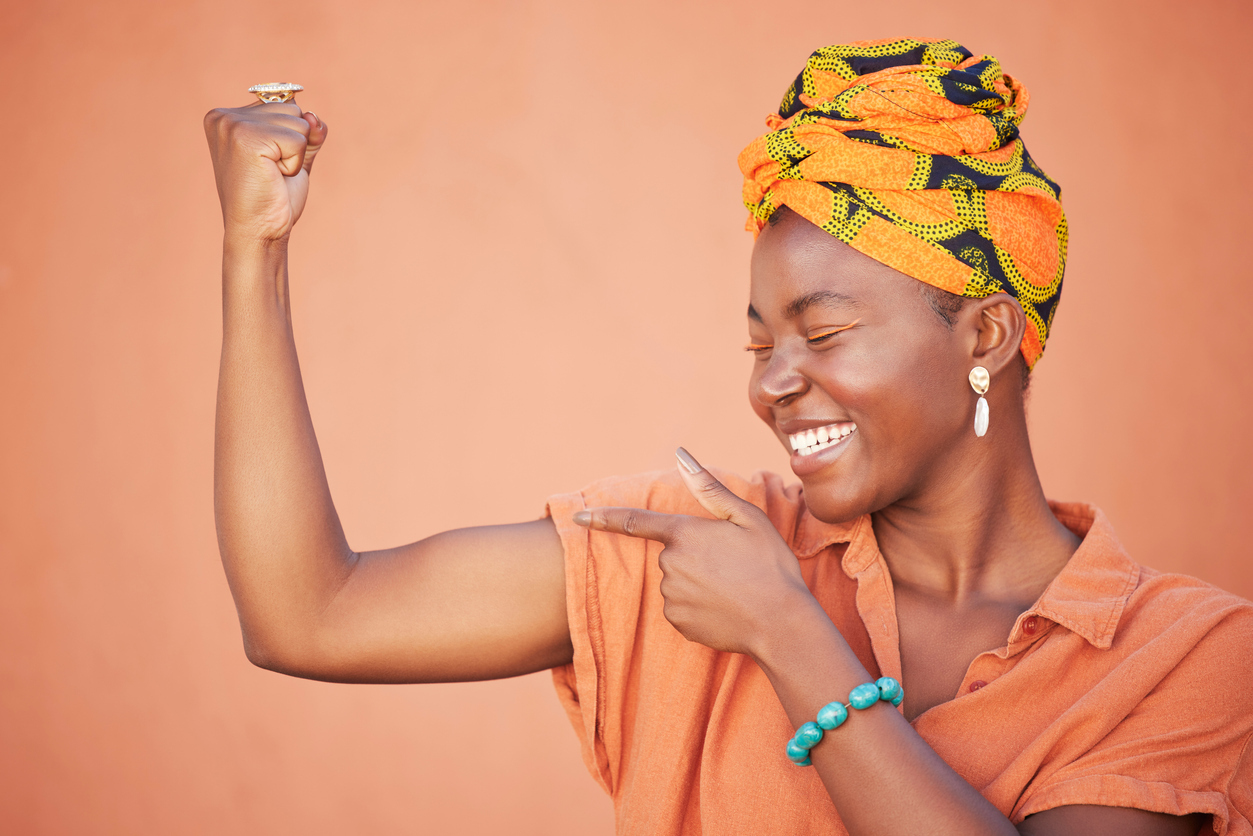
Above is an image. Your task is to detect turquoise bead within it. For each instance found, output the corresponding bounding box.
[786,739,811,764]
[876,677,902,703]
[795,754,812,767]
[816,701,848,730]
[849,683,880,709]
[891,691,904,707]
[794,721,824,749]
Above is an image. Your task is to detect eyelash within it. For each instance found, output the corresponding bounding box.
[744,318,861,354]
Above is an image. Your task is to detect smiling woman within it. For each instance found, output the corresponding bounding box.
[205,37,1251,836]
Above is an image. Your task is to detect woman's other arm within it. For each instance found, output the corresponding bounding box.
[204,101,570,683]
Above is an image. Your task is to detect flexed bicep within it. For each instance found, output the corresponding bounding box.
[264,517,572,684]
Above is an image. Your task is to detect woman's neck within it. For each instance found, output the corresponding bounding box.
[870,411,1080,607]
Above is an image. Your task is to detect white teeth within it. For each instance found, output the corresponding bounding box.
[788,423,857,457]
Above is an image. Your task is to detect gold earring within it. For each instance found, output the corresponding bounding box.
[969,367,990,437]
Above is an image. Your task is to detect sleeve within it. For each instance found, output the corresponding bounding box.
[546,483,616,795]
[544,468,786,797]
[544,470,684,795]
[1013,601,1253,836]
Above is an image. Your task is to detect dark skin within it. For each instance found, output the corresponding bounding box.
[743,210,1083,721]
[205,99,1205,835]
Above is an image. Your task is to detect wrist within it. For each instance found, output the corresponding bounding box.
[223,230,289,262]
[747,588,839,671]
[221,232,292,318]
[222,233,290,298]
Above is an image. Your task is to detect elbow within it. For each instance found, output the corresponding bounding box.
[239,625,318,678]
[238,622,350,681]
[240,628,291,674]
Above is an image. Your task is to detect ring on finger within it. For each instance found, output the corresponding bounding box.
[248,82,303,104]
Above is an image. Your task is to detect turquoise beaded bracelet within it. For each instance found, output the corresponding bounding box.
[785,677,903,766]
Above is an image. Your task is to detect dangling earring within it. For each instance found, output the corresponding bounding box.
[969,367,990,437]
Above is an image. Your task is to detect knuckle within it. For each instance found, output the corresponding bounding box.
[621,511,641,537]
[738,502,764,522]
[204,108,235,136]
[222,118,250,142]
[697,480,727,498]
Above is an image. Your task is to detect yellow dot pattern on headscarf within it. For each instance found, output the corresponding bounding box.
[738,38,1067,368]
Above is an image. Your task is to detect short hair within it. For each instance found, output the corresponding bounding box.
[765,205,792,227]
[918,282,966,329]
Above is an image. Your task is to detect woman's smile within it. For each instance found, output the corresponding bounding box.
[787,422,857,475]
[786,421,857,454]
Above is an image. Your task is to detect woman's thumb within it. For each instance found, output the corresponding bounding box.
[675,448,758,526]
[301,112,328,175]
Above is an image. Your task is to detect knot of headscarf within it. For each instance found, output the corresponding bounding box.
[738,38,1066,368]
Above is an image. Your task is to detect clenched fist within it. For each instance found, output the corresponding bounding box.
[204,100,327,243]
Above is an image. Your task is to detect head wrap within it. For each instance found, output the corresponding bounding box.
[738,38,1066,368]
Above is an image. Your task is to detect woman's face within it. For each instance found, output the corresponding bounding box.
[747,211,975,523]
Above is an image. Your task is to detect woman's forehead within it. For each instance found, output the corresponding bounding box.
[748,214,917,320]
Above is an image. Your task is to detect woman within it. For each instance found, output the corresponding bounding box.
[203,38,1252,835]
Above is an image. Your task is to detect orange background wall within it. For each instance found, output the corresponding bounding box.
[3,1,1251,832]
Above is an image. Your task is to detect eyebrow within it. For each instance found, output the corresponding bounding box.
[747,290,862,322]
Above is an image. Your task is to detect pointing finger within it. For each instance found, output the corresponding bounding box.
[573,506,684,544]
[674,447,759,527]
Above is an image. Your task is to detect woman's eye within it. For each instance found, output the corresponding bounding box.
[806,319,861,346]
[744,343,773,355]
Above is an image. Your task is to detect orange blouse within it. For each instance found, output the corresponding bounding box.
[546,469,1253,835]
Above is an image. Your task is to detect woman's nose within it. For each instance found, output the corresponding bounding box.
[753,351,808,407]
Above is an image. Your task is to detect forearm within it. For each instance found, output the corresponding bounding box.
[752,600,1017,836]
[214,235,355,666]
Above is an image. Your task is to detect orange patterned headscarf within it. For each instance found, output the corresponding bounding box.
[738,38,1066,368]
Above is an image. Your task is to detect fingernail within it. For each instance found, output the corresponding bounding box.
[307,111,320,125]
[573,510,591,526]
[675,447,702,475]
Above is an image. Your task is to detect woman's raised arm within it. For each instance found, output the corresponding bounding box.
[204,100,571,684]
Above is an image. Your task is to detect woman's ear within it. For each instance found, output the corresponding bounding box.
[964,292,1026,378]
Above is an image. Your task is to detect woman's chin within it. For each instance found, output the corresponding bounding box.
[795,475,875,526]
